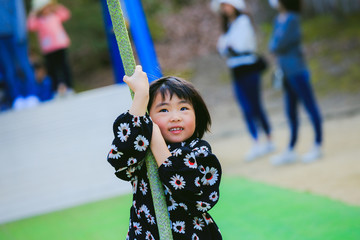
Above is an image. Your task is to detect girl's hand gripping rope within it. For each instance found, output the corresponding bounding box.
[124,65,149,116]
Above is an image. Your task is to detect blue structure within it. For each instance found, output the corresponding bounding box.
[100,0,125,84]
[100,0,162,83]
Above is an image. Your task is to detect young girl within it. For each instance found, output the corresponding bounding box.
[216,0,274,161]
[27,0,73,97]
[107,66,222,239]
[268,0,323,165]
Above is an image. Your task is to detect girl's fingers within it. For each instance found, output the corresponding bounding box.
[135,65,142,71]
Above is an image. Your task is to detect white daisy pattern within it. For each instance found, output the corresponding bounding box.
[168,196,178,211]
[203,213,214,225]
[192,233,200,240]
[117,123,131,142]
[132,116,141,127]
[198,165,206,174]
[173,221,186,234]
[147,214,156,225]
[133,222,142,235]
[201,166,219,186]
[108,145,123,159]
[190,139,199,148]
[194,177,201,187]
[184,152,197,169]
[134,135,149,152]
[195,146,209,158]
[162,158,172,167]
[145,231,155,240]
[171,148,182,157]
[170,174,186,190]
[140,204,149,216]
[107,112,222,239]
[143,116,150,124]
[127,157,137,166]
[193,217,205,231]
[139,179,148,195]
[179,202,188,211]
[209,191,219,202]
[196,201,211,212]
[131,177,138,194]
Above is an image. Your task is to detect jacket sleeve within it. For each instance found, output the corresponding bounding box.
[269,14,301,54]
[107,111,153,181]
[158,139,222,216]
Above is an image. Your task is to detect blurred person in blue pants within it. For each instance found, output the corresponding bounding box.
[215,0,274,161]
[269,0,323,165]
[0,0,40,111]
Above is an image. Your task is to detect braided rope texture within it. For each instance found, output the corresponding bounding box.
[106,1,173,239]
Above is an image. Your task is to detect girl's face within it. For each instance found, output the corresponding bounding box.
[220,3,237,18]
[149,92,196,143]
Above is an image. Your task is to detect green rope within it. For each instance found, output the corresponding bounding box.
[106,1,173,239]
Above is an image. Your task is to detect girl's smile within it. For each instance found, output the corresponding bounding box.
[149,93,196,143]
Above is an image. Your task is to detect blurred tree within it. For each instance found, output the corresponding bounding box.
[303,0,360,16]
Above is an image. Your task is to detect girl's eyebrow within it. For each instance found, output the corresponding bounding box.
[154,99,190,108]
[179,100,190,104]
[155,102,169,108]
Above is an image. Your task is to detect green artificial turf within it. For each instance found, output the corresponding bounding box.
[1,177,359,240]
[213,177,360,240]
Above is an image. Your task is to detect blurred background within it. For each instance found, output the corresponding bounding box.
[21,0,360,93]
[0,0,360,239]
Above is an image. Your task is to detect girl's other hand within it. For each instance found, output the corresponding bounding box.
[127,65,150,116]
[123,65,149,96]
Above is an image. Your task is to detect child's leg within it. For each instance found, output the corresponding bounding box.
[283,79,299,149]
[287,71,322,146]
[57,49,73,89]
[232,73,258,140]
[45,52,59,92]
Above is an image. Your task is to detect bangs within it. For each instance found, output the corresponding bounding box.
[155,77,194,104]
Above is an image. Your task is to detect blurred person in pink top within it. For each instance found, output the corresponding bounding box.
[28,0,73,97]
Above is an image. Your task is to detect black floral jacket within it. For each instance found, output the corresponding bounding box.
[107,112,222,240]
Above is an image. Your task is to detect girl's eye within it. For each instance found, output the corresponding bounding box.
[180,107,189,111]
[159,109,168,113]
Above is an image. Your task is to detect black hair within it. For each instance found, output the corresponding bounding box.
[279,0,302,13]
[148,76,211,139]
[220,8,242,32]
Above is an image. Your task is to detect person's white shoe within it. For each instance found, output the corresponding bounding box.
[302,145,322,163]
[270,149,297,166]
[13,97,26,111]
[262,141,276,155]
[25,95,40,108]
[245,143,264,161]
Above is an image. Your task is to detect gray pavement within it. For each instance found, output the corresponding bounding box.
[0,84,133,224]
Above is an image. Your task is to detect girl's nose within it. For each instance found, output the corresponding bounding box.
[170,113,181,122]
